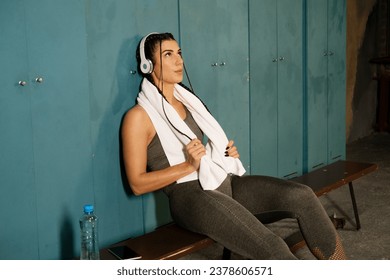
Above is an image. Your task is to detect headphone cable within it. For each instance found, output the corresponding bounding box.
[158,39,192,141]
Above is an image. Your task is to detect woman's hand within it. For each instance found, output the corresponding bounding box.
[186,138,206,171]
[225,140,240,158]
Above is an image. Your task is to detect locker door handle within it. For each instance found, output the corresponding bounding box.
[324,51,334,56]
[18,81,27,86]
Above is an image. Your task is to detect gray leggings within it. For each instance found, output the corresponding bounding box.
[164,174,339,260]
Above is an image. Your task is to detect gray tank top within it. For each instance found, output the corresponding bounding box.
[146,109,203,172]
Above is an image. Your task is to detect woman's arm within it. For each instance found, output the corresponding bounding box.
[121,105,205,195]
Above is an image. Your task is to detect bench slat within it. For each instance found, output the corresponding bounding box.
[290,160,378,196]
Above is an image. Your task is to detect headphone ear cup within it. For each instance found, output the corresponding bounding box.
[141,59,153,74]
[139,32,158,74]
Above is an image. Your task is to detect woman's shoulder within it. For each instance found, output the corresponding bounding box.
[124,104,148,122]
[122,104,153,133]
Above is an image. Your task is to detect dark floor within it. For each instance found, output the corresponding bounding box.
[180,132,390,260]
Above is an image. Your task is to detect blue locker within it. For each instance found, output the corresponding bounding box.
[179,0,250,171]
[306,0,346,172]
[0,0,39,260]
[0,0,94,259]
[249,0,303,178]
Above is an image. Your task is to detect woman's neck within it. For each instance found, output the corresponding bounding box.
[156,81,175,103]
[155,80,186,118]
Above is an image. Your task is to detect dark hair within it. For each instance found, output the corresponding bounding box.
[136,32,175,76]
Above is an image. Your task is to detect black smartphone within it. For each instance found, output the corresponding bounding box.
[107,245,141,260]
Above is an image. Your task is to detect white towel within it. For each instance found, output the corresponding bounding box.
[137,78,246,190]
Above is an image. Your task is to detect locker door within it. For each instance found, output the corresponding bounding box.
[306,0,328,171]
[277,0,303,179]
[0,0,39,260]
[327,0,346,163]
[250,0,303,178]
[24,0,94,259]
[180,0,250,171]
[249,0,278,176]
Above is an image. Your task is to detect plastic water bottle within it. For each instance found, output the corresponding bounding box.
[79,204,100,260]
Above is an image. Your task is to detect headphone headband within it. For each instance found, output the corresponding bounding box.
[139,32,158,74]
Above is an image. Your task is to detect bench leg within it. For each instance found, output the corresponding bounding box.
[222,247,231,260]
[348,182,361,230]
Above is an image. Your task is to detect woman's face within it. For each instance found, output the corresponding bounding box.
[150,39,184,86]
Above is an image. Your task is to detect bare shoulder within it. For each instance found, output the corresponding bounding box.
[122,104,154,139]
[123,104,148,123]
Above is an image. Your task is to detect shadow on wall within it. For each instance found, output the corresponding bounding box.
[83,33,145,248]
[117,36,141,197]
[119,114,134,198]
[60,207,75,259]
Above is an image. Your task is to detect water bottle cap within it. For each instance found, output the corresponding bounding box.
[83,204,94,214]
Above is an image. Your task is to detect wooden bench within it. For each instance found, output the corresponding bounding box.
[100,222,214,260]
[100,160,378,260]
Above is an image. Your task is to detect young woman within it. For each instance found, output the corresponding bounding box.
[121,32,346,259]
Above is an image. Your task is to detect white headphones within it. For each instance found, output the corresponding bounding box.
[139,32,158,74]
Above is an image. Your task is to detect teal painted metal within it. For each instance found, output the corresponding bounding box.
[249,0,303,179]
[0,0,39,260]
[302,0,308,173]
[249,0,278,176]
[306,0,346,172]
[327,0,346,164]
[276,0,303,179]
[306,0,329,171]
[179,0,250,172]
[25,0,95,259]
[0,0,94,259]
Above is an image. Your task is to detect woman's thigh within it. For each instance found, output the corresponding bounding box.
[231,175,320,216]
[168,179,259,234]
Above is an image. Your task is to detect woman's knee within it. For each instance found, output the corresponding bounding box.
[288,182,315,198]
